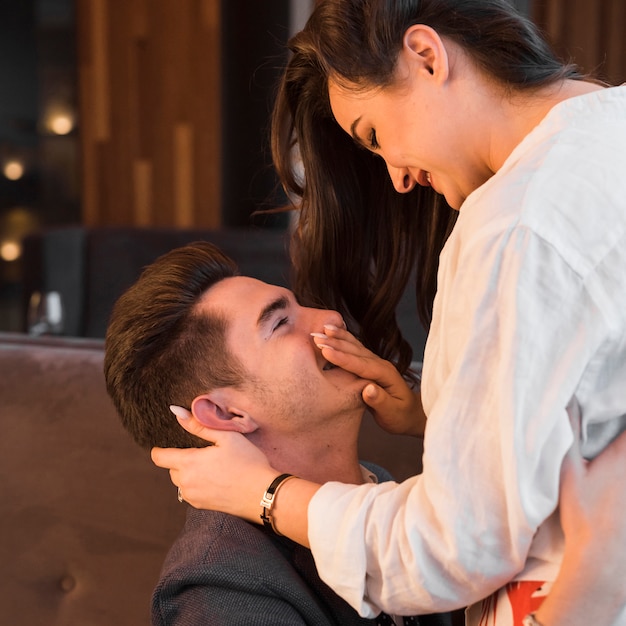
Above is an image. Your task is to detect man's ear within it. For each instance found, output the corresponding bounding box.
[401,24,449,83]
[191,391,259,434]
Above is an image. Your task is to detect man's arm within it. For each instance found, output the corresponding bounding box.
[533,428,626,625]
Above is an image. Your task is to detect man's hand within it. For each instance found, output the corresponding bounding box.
[534,425,626,626]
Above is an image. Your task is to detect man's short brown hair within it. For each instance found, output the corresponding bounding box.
[104,242,247,449]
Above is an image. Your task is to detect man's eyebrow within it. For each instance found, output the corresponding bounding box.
[257,295,289,328]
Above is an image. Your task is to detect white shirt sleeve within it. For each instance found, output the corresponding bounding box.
[308,224,607,617]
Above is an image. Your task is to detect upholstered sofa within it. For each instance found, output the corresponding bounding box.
[0,332,187,626]
[0,331,424,625]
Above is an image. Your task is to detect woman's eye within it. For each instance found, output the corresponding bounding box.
[368,128,379,149]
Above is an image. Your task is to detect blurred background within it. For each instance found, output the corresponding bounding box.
[0,0,624,341]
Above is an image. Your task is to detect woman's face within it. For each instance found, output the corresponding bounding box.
[328,52,493,210]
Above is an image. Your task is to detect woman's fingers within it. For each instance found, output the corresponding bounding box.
[169,404,193,420]
[151,445,186,471]
[150,407,222,472]
[363,383,426,437]
[168,404,217,444]
[311,329,399,385]
[311,329,373,361]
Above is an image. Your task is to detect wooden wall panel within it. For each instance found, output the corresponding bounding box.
[532,0,626,86]
[77,0,221,227]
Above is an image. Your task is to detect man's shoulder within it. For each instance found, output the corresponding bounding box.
[152,509,377,626]
[163,508,283,571]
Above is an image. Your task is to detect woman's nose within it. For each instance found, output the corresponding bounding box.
[387,165,416,194]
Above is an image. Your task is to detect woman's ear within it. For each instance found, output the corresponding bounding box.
[401,24,449,83]
[191,392,259,434]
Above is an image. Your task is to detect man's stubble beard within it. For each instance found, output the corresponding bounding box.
[245,366,364,430]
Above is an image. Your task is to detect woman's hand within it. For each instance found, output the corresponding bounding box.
[151,408,279,522]
[311,324,426,437]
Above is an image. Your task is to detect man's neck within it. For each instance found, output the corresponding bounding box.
[249,411,366,485]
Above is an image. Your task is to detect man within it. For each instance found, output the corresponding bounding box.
[104,241,454,626]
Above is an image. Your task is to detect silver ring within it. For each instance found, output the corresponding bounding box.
[177,487,184,503]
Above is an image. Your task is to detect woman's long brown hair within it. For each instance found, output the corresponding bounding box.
[270,0,582,373]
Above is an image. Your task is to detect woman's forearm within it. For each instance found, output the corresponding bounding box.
[269,477,320,547]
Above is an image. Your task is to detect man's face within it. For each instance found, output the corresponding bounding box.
[197,276,365,435]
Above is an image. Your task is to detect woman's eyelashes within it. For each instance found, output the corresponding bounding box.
[368,128,380,150]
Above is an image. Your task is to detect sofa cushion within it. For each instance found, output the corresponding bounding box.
[0,333,187,626]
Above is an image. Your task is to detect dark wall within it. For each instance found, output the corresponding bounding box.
[220,0,291,227]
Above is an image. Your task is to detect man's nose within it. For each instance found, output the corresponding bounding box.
[306,307,345,332]
[387,164,416,193]
[323,309,345,330]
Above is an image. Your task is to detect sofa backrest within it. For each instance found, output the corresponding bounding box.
[0,332,187,626]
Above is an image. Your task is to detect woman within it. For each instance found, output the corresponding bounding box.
[152,1,626,624]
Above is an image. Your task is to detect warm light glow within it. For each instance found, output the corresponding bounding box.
[0,240,22,262]
[49,114,74,135]
[3,160,24,180]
